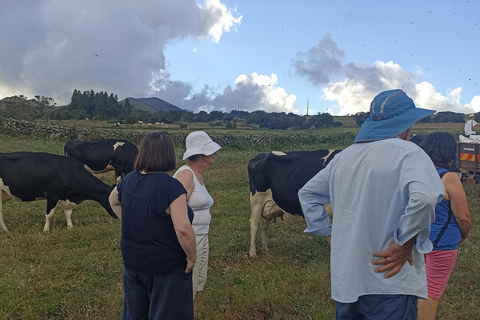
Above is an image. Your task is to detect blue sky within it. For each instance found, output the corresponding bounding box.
[1,0,479,115]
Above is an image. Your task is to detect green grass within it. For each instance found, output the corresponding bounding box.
[0,126,478,319]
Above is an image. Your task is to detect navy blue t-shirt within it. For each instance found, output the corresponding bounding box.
[117,171,194,276]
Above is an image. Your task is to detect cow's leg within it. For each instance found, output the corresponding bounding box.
[0,193,8,232]
[44,197,59,232]
[59,201,75,229]
[259,200,284,254]
[64,208,73,229]
[44,207,56,232]
[249,193,265,258]
[260,218,272,253]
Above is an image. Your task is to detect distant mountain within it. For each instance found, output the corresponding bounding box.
[119,97,184,113]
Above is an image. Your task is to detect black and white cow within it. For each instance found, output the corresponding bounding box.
[0,152,117,232]
[64,139,138,184]
[248,149,341,257]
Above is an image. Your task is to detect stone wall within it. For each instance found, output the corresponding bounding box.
[1,118,156,144]
[1,118,354,149]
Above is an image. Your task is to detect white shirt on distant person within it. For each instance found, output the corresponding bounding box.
[464,119,477,136]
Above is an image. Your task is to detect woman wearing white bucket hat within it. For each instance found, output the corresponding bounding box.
[173,131,221,299]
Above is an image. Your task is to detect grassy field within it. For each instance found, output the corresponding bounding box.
[0,124,478,319]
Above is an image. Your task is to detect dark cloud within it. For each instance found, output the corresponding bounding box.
[209,73,297,113]
[293,34,345,85]
[0,0,241,107]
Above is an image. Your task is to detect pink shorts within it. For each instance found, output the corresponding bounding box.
[424,249,458,300]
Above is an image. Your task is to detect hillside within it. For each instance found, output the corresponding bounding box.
[0,96,39,108]
[119,97,184,113]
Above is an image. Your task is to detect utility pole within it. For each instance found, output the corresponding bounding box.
[306,99,309,116]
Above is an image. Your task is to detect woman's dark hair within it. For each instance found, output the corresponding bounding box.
[187,154,200,162]
[134,132,176,172]
[420,132,457,170]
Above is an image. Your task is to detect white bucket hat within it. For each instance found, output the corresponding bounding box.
[183,131,221,160]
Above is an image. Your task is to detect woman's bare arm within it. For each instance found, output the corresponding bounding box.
[108,187,122,220]
[444,172,471,242]
[169,194,196,273]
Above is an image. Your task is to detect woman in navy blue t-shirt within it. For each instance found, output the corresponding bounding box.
[109,132,196,320]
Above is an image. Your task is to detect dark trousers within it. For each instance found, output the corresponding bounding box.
[122,266,193,320]
[336,294,418,320]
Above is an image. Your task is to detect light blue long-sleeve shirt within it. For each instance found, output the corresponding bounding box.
[298,137,444,303]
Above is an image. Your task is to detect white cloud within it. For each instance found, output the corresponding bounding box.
[447,87,462,105]
[203,0,243,43]
[464,95,480,113]
[322,65,476,116]
[320,61,418,115]
[322,80,373,115]
[207,73,297,113]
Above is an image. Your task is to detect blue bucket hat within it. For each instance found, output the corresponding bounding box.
[354,89,435,142]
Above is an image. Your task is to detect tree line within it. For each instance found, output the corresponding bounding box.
[1,89,342,130]
[0,89,472,130]
[353,110,470,126]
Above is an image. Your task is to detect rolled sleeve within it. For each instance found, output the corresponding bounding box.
[299,165,332,237]
[394,192,435,253]
[394,152,445,253]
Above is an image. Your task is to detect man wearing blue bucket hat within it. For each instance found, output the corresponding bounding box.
[299,89,445,319]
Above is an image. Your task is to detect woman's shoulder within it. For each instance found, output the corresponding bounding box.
[118,170,138,185]
[149,172,185,191]
[442,171,463,190]
[442,171,460,180]
[173,166,194,181]
[174,165,193,175]
[175,165,193,173]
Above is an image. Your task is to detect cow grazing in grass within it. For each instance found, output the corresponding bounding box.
[248,149,341,257]
[0,152,117,232]
[64,139,138,184]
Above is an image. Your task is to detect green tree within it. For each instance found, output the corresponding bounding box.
[34,95,56,124]
[70,89,83,111]
[83,90,95,117]
[209,110,225,121]
[353,112,370,126]
[195,110,209,122]
[0,95,36,121]
[308,113,335,128]
[122,98,132,116]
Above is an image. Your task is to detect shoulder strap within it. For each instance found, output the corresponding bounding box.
[432,170,453,248]
[175,165,201,186]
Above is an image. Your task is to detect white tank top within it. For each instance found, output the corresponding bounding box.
[173,165,214,234]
